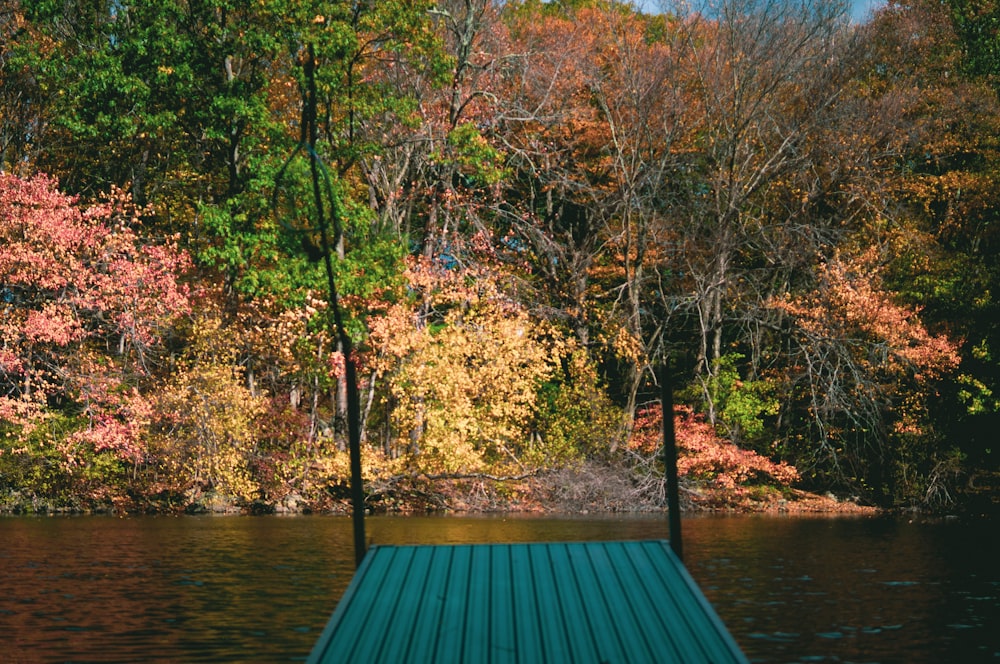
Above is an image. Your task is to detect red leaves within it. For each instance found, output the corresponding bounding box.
[0,175,191,354]
[71,374,154,464]
[629,403,800,490]
[770,248,960,381]
[0,174,190,463]
[21,304,84,345]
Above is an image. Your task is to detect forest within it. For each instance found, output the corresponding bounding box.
[1,0,998,514]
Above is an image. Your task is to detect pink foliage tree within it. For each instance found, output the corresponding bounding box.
[0,174,190,464]
[628,402,799,494]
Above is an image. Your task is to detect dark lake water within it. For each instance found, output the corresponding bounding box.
[0,513,997,663]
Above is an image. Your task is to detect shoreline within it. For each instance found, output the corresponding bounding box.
[8,465,996,518]
[0,485,883,517]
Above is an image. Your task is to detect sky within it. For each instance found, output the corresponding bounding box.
[632,1,888,24]
[850,0,886,23]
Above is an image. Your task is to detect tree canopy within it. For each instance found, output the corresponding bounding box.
[1,0,997,512]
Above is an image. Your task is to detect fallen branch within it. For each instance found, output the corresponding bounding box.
[416,470,541,482]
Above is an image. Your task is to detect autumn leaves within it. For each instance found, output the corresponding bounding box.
[1,1,996,510]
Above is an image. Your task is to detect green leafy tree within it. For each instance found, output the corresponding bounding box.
[686,353,779,447]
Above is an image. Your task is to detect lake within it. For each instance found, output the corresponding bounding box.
[1,513,997,662]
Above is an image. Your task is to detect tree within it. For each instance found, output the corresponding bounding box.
[7,0,294,208]
[0,2,48,174]
[653,0,852,424]
[568,5,688,429]
[366,258,564,473]
[150,314,267,503]
[770,248,960,501]
[0,174,189,500]
[847,0,1000,494]
[492,4,613,350]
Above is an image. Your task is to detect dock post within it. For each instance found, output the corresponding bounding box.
[345,356,366,567]
[298,42,367,568]
[659,360,683,561]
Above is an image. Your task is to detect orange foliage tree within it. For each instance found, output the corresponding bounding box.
[770,248,960,500]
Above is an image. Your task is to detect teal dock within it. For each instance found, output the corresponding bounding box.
[306,539,748,663]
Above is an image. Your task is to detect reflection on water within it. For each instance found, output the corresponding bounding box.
[0,516,347,662]
[0,513,997,663]
[683,515,1000,663]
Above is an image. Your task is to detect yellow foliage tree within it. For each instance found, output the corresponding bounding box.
[368,259,562,474]
[150,314,266,503]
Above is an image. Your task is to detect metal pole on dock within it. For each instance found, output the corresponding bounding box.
[344,358,366,567]
[659,360,683,561]
[300,43,366,567]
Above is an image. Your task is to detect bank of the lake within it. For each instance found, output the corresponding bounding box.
[1,513,997,663]
[0,461,883,517]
